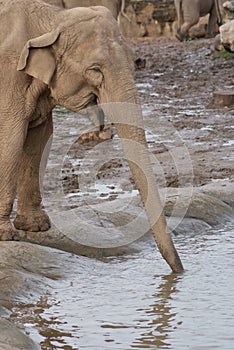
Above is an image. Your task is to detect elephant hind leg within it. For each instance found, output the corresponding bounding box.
[14,114,53,232]
[206,6,218,37]
[0,200,20,240]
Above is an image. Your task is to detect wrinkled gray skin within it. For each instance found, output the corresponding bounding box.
[175,0,223,41]
[0,0,183,272]
[46,0,123,19]
[44,0,125,129]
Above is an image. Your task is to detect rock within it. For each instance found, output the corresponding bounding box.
[214,33,225,51]
[212,90,234,107]
[209,1,234,50]
[184,192,233,225]
[219,19,234,51]
[170,217,211,235]
[0,318,39,350]
[223,1,234,20]
[189,15,210,39]
[0,242,68,306]
[11,183,233,257]
[161,188,234,226]
[198,180,234,208]
[17,222,149,258]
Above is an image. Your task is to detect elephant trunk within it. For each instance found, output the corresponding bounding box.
[101,86,184,273]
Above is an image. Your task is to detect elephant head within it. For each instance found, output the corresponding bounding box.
[17,6,183,273]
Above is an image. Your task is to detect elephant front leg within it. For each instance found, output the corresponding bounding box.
[0,119,28,240]
[14,115,53,232]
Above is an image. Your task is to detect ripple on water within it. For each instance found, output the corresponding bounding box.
[6,224,234,349]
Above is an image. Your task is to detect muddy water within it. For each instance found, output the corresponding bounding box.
[8,224,234,349]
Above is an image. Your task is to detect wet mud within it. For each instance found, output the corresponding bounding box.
[132,37,233,187]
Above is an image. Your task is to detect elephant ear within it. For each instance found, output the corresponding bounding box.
[17,29,60,85]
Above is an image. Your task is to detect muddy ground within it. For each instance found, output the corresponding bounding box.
[132,37,233,187]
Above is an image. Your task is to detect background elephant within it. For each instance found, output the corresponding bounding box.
[174,0,223,41]
[45,0,124,20]
[0,0,183,273]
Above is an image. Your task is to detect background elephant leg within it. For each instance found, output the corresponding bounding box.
[180,2,200,41]
[180,23,189,40]
[180,18,197,40]
[0,119,27,240]
[14,114,53,232]
[206,6,217,37]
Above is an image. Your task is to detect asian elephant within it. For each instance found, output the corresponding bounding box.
[0,0,183,273]
[174,0,223,41]
[45,0,124,20]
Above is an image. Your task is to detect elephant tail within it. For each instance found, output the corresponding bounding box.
[214,0,223,26]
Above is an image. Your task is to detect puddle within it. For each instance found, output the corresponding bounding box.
[136,82,153,89]
[223,140,234,146]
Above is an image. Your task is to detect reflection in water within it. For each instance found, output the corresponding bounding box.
[10,296,77,350]
[132,274,180,349]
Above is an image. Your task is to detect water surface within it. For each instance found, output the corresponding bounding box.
[9,224,234,350]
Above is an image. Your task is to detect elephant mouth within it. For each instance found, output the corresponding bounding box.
[86,93,99,108]
[74,93,98,111]
[72,93,105,131]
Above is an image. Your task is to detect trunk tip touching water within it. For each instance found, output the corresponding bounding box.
[152,217,184,273]
[166,248,184,273]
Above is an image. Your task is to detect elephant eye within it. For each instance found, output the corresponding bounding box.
[85,66,103,87]
[92,66,102,73]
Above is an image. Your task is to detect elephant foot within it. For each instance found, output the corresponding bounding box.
[14,210,51,232]
[205,33,215,39]
[175,30,184,42]
[0,223,19,241]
